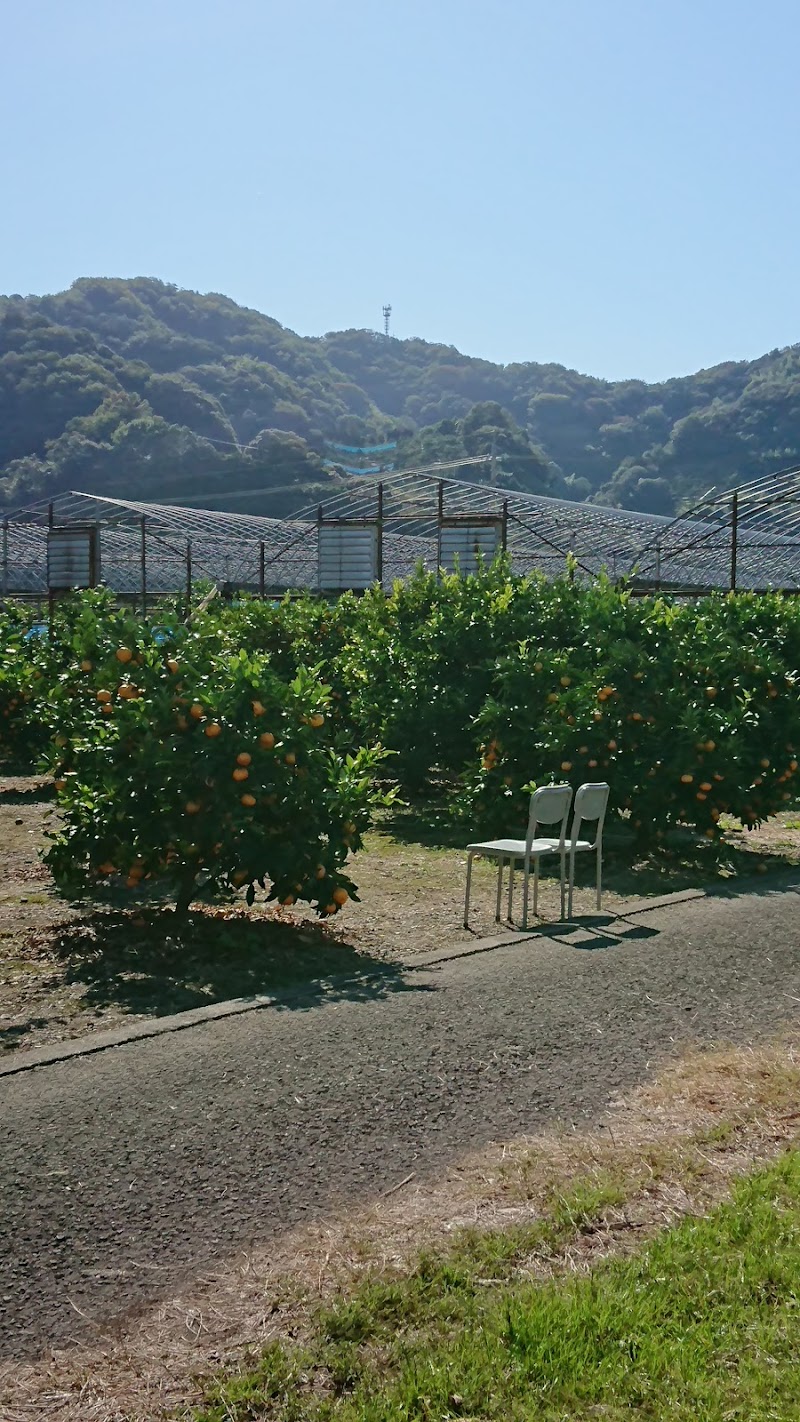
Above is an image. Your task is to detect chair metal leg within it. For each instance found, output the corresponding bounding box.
[464,852,474,928]
[507,860,515,922]
[533,857,540,917]
[495,857,504,921]
[559,849,566,920]
[568,850,576,919]
[596,845,602,910]
[522,858,531,929]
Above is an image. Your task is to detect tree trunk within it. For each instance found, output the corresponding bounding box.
[174,872,196,920]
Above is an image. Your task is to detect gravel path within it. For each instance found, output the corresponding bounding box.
[2,880,800,1361]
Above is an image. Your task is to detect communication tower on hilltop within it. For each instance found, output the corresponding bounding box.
[382,303,392,337]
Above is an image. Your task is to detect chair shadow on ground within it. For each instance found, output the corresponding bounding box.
[50,909,427,1023]
[539,915,662,953]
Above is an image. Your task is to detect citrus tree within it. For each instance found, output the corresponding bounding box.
[42,594,389,915]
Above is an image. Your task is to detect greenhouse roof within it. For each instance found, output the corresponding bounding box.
[4,462,800,596]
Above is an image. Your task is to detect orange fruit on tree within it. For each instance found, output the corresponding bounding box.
[166,659,179,674]
[324,902,337,915]
[333,887,349,906]
[116,647,133,664]
[285,751,296,765]
[607,740,617,752]
[252,700,265,717]
[696,792,707,801]
[705,740,716,752]
[561,761,572,772]
[282,894,295,906]
[236,751,252,766]
[80,659,92,672]
[547,692,559,704]
[700,781,712,792]
[96,689,112,703]
[259,731,275,750]
[240,792,257,807]
[560,675,571,688]
[315,865,326,880]
[185,801,201,815]
[533,661,543,672]
[680,773,693,784]
[309,713,325,728]
[100,703,113,716]
[190,702,205,720]
[54,778,66,791]
[588,758,598,768]
[232,767,249,782]
[204,722,222,738]
[705,687,718,699]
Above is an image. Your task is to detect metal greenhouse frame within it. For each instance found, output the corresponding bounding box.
[4,461,800,602]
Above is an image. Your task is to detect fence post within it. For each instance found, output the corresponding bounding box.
[140,515,147,618]
[376,481,384,584]
[185,539,192,621]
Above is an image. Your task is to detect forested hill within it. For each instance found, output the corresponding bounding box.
[2,276,800,518]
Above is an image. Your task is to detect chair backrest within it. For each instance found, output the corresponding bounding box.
[570,782,610,847]
[527,783,573,849]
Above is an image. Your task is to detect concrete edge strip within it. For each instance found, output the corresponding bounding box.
[0,929,542,1079]
[3,869,798,1079]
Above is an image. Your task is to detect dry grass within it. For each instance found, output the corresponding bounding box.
[3,1032,800,1422]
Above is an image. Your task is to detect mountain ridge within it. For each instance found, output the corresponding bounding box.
[1,276,798,518]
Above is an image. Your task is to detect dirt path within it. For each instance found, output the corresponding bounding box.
[2,878,800,1364]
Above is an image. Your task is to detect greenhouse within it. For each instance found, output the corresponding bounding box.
[4,461,800,601]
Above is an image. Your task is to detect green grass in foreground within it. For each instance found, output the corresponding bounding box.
[195,1152,800,1421]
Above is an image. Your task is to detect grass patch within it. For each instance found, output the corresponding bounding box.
[195,1149,800,1421]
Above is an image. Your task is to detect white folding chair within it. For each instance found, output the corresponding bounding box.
[463,783,573,930]
[566,782,610,918]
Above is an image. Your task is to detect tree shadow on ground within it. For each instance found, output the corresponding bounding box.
[0,782,54,805]
[51,909,422,1022]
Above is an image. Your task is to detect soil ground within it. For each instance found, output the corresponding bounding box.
[2,776,799,1056]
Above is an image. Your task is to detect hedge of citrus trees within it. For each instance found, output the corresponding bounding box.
[2,561,800,892]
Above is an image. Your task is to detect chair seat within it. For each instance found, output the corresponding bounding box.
[466,838,564,858]
[533,836,594,851]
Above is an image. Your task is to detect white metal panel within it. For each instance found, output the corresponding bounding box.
[47,528,98,589]
[439,521,502,574]
[318,524,378,590]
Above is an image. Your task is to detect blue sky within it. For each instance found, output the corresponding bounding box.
[1,0,798,381]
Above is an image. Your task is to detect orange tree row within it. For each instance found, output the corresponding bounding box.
[3,565,800,863]
[211,565,800,844]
